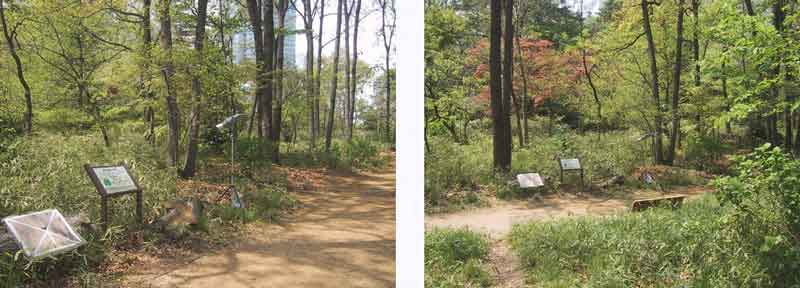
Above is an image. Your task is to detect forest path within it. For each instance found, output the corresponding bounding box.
[144,164,396,288]
[426,185,709,237]
[426,186,710,287]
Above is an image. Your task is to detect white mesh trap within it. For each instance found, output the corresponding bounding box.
[517,173,544,188]
[3,209,85,259]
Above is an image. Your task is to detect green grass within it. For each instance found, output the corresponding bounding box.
[426,126,649,211]
[508,194,798,287]
[425,228,493,288]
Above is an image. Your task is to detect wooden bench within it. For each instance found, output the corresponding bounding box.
[631,194,686,211]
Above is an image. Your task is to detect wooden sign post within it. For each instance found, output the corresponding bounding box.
[84,163,143,232]
[558,158,584,188]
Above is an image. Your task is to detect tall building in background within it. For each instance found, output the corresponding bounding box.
[233,6,297,67]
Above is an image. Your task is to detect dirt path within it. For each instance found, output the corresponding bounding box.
[426,186,709,237]
[427,186,710,287]
[140,166,396,288]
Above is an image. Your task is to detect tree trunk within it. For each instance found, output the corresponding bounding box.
[159,0,180,167]
[245,0,265,137]
[303,0,316,149]
[262,0,275,139]
[0,0,33,135]
[501,0,513,164]
[515,36,529,144]
[379,0,394,143]
[343,0,352,140]
[666,0,685,165]
[142,0,156,145]
[641,0,663,164]
[315,0,325,147]
[324,0,344,151]
[181,0,208,178]
[490,0,509,171]
[581,49,601,127]
[773,0,789,149]
[272,0,287,164]
[349,0,362,140]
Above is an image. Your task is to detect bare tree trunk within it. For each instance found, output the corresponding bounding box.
[159,0,180,167]
[666,0,685,165]
[349,0,361,140]
[315,0,325,147]
[324,0,344,151]
[181,0,208,178]
[641,0,663,164]
[245,0,264,137]
[501,0,513,166]
[378,0,395,143]
[142,0,156,145]
[300,0,316,149]
[272,0,287,164]
[515,36,529,144]
[0,0,33,135]
[490,0,510,171]
[262,0,275,139]
[343,0,352,140]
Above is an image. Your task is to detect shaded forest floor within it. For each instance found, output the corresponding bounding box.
[120,157,396,287]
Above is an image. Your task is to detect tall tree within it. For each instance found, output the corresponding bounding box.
[348,0,362,140]
[343,0,353,139]
[181,0,209,178]
[490,0,510,171]
[315,0,325,146]
[641,0,663,164]
[501,0,513,169]
[666,0,685,165]
[262,0,275,139]
[324,0,344,151]
[0,0,33,135]
[273,0,288,163]
[142,0,156,145]
[291,0,319,149]
[245,0,265,136]
[159,0,180,166]
[377,0,395,142]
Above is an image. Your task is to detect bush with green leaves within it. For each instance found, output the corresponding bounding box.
[713,144,800,274]
[425,228,492,288]
[509,195,796,286]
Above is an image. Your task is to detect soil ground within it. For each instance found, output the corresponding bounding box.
[125,164,396,288]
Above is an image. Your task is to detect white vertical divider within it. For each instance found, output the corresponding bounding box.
[396,0,424,287]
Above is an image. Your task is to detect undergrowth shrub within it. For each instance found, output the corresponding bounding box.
[425,228,492,288]
[0,131,175,286]
[509,194,799,286]
[713,144,800,279]
[425,127,647,210]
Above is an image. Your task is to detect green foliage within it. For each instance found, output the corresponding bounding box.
[426,125,648,211]
[714,144,800,267]
[509,195,797,286]
[0,130,175,286]
[425,228,492,288]
[684,132,732,172]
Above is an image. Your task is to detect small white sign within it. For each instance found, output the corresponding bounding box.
[560,159,581,170]
[517,173,544,188]
[93,166,137,194]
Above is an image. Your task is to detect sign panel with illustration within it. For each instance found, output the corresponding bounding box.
[92,166,138,195]
[560,158,581,170]
[84,164,143,232]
